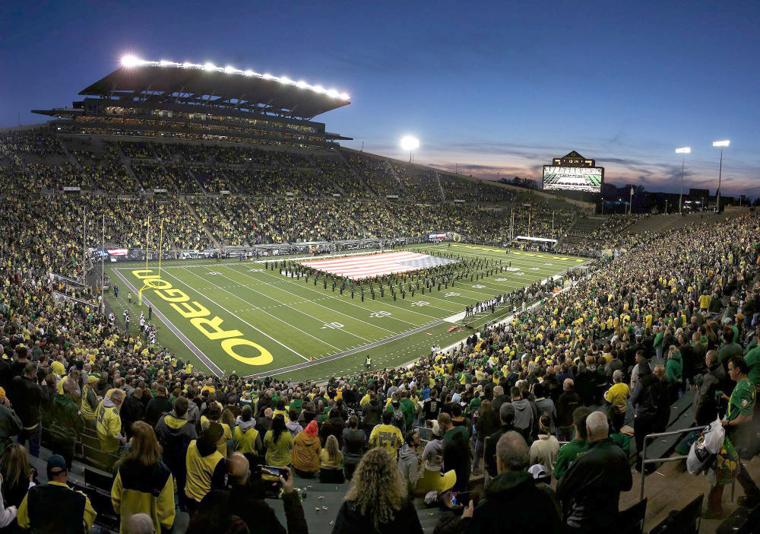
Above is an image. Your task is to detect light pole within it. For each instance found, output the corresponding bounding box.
[712,139,730,212]
[400,135,420,163]
[628,186,634,215]
[675,146,691,214]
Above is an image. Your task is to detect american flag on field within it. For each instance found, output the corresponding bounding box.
[300,251,458,280]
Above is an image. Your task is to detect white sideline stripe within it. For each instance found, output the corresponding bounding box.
[111,269,224,378]
[160,269,311,362]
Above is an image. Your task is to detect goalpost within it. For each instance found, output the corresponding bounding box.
[138,217,163,306]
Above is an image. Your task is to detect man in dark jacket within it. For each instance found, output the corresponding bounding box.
[144,385,172,427]
[444,431,562,534]
[0,391,22,457]
[693,350,728,425]
[362,396,382,435]
[631,363,668,470]
[556,379,581,442]
[439,412,470,492]
[188,453,306,534]
[557,411,632,533]
[319,409,345,448]
[484,402,515,479]
[11,362,44,457]
[491,385,507,415]
[120,387,146,439]
[155,396,197,501]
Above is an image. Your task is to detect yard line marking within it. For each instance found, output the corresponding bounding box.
[222,265,400,336]
[205,269,377,345]
[161,269,312,362]
[177,267,352,350]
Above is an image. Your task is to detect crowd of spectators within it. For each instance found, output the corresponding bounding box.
[0,197,756,531]
[1,128,759,532]
[0,130,581,250]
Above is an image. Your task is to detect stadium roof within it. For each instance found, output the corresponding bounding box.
[78,56,351,120]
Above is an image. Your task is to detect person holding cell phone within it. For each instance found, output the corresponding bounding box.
[188,453,307,534]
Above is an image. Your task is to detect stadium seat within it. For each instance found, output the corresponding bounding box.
[649,494,703,534]
[717,503,760,534]
[617,498,647,534]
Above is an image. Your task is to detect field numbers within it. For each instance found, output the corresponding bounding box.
[321,322,344,330]
[370,311,392,318]
[494,278,507,282]
[444,292,461,297]
[207,271,221,276]
[411,301,430,307]
[472,284,485,289]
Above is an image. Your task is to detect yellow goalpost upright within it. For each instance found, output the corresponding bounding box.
[138,216,163,306]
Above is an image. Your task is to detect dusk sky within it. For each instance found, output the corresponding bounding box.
[2,0,759,195]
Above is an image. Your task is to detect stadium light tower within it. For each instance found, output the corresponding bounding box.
[120,54,144,68]
[712,139,730,212]
[675,146,691,214]
[400,135,420,163]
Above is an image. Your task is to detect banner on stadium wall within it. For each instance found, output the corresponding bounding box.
[154,188,168,194]
[107,248,129,257]
[428,233,447,242]
[63,186,81,192]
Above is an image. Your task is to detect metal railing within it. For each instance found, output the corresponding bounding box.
[639,425,703,500]
[639,424,736,502]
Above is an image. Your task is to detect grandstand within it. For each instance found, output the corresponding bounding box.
[0,57,758,534]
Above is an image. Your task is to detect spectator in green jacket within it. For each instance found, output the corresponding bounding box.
[48,380,84,468]
[554,407,591,480]
[665,345,683,402]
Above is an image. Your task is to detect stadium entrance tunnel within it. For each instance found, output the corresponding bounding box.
[131,269,273,366]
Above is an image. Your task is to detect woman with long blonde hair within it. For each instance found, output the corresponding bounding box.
[111,421,175,534]
[331,448,422,533]
[0,443,32,516]
[319,434,344,483]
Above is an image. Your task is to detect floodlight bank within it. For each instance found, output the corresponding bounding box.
[120,55,350,101]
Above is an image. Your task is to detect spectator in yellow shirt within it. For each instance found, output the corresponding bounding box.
[369,411,403,455]
[604,370,630,432]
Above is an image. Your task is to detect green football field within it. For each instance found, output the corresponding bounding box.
[105,243,585,382]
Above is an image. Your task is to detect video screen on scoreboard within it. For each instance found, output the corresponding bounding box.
[542,166,603,193]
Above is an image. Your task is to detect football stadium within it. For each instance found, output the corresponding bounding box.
[1,4,759,534]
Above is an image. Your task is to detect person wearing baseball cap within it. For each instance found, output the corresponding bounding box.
[17,454,96,532]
